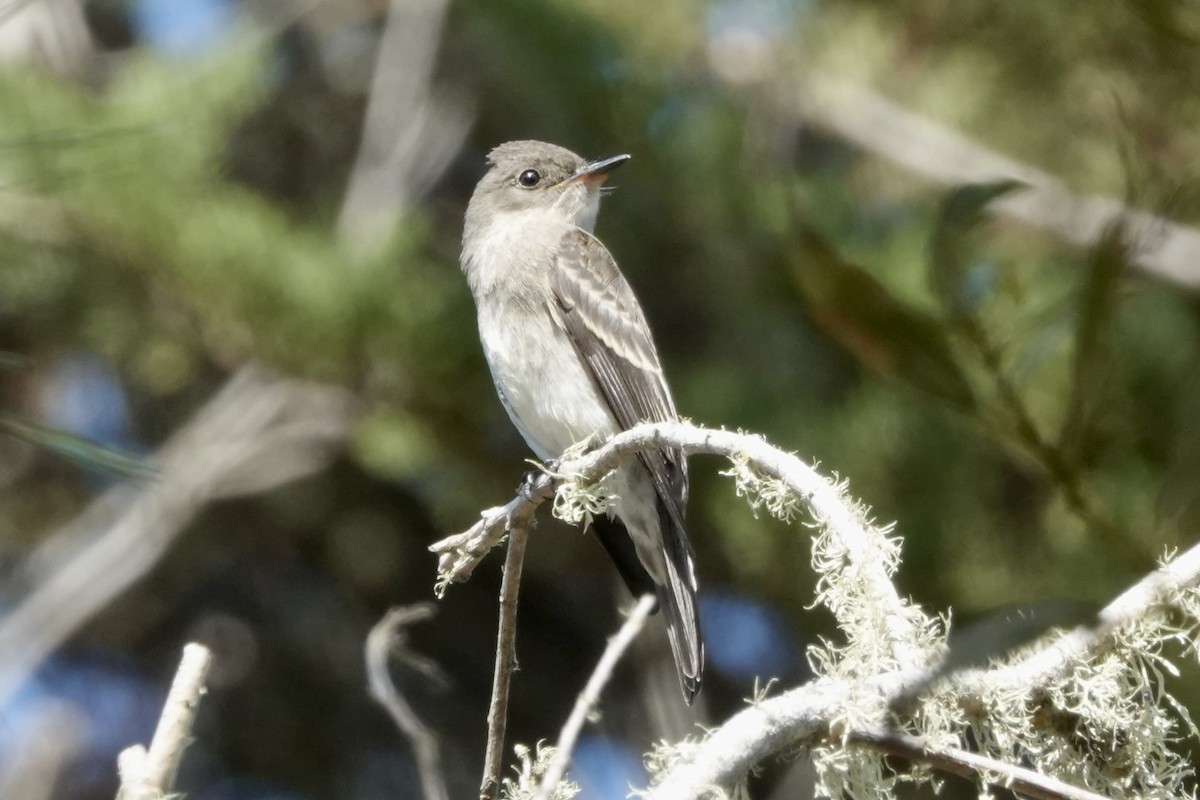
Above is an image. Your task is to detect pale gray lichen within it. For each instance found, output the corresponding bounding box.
[720,450,804,523]
[954,593,1200,800]
[539,440,618,528]
[718,443,1199,800]
[501,742,580,800]
[640,737,749,800]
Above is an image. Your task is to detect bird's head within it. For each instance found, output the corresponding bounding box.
[466,140,630,233]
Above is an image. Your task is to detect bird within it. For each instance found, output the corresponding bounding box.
[459,140,703,702]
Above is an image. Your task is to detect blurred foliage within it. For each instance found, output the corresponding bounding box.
[3,0,1200,797]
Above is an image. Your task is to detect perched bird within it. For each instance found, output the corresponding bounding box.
[459,140,703,702]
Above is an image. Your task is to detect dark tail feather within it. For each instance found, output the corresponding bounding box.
[658,551,703,703]
[592,513,704,702]
[591,515,659,603]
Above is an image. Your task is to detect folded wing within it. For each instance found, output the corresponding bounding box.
[550,229,702,701]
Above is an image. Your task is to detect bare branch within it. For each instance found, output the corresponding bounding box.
[117,643,212,800]
[0,364,359,708]
[534,593,657,800]
[848,728,1112,800]
[480,527,530,800]
[366,604,449,800]
[431,476,554,591]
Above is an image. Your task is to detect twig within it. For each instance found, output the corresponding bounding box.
[431,474,554,590]
[479,527,530,800]
[534,593,657,800]
[0,364,359,709]
[117,643,212,800]
[848,728,1112,800]
[365,604,449,800]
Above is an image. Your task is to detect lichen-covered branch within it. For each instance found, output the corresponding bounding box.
[431,475,553,592]
[431,422,925,668]
[647,541,1200,798]
[436,422,1200,800]
[957,543,1200,694]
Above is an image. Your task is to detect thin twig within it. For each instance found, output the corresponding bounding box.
[117,643,212,800]
[534,593,657,800]
[849,728,1112,800]
[479,527,530,800]
[366,604,449,800]
[431,475,554,590]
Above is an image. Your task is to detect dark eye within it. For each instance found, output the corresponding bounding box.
[518,169,541,187]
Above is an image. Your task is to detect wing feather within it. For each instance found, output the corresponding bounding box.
[550,231,689,518]
[550,229,702,700]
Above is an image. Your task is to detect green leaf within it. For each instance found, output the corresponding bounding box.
[1157,354,1200,533]
[929,180,1026,318]
[1058,223,1127,464]
[787,226,976,411]
[0,414,156,481]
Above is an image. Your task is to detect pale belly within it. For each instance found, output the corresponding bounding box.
[477,301,667,581]
[478,303,617,461]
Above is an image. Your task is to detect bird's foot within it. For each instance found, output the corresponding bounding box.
[518,466,550,503]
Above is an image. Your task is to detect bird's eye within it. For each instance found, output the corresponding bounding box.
[518,169,541,187]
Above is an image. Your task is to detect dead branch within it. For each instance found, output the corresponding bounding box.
[533,593,657,800]
[366,604,449,800]
[116,643,212,800]
[479,527,530,800]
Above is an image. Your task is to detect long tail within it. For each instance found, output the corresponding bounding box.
[590,512,704,703]
[656,502,704,703]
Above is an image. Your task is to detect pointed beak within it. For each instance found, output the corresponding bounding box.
[559,153,631,187]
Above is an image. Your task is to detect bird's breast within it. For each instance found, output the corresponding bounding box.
[477,301,617,460]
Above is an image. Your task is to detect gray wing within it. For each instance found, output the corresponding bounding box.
[550,229,702,701]
[550,229,689,524]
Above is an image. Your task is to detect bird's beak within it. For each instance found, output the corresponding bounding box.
[558,154,631,188]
